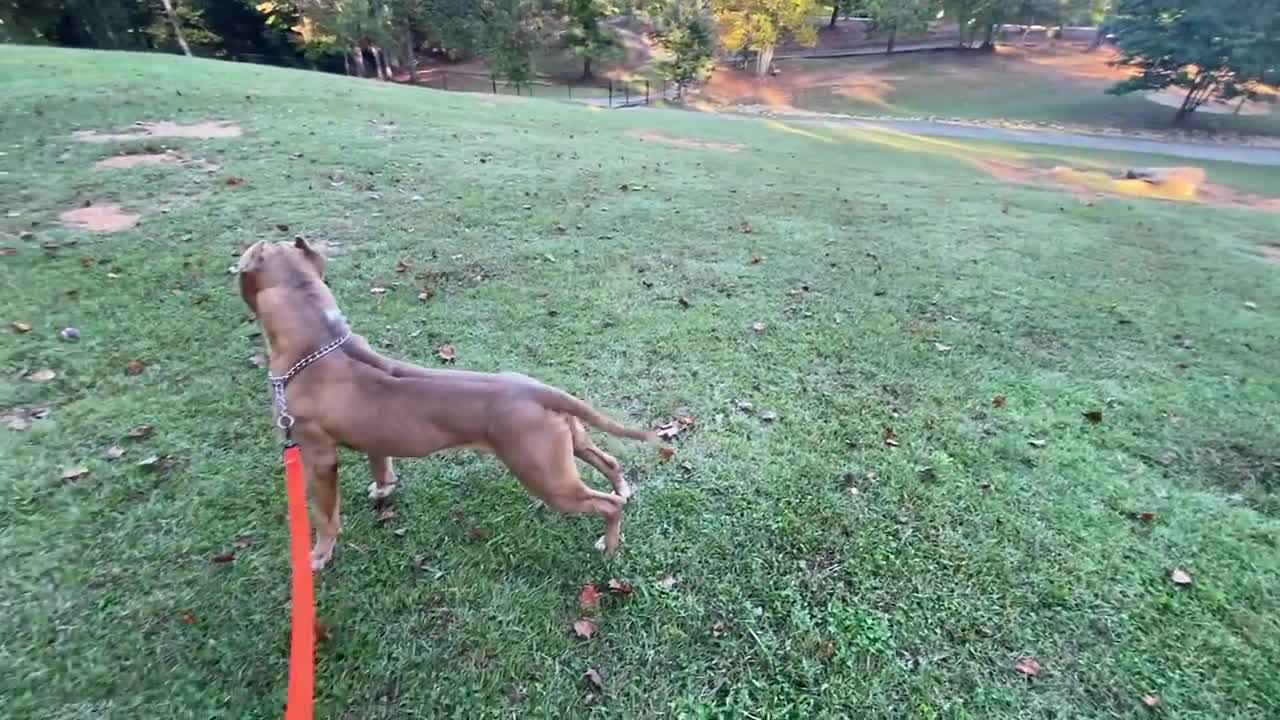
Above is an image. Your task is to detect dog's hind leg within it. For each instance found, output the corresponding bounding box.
[367,455,398,499]
[569,418,631,501]
[302,441,341,570]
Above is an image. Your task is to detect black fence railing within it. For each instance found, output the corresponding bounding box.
[408,69,672,108]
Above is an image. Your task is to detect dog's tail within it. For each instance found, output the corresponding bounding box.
[534,387,657,443]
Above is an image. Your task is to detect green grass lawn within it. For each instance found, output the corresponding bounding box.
[770,48,1280,138]
[3,46,1280,719]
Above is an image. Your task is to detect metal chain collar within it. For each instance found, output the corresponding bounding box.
[266,330,352,435]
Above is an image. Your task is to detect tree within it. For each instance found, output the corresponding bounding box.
[712,0,818,76]
[560,0,618,79]
[157,0,192,55]
[1107,0,1280,123]
[827,0,860,26]
[653,2,716,94]
[482,0,550,88]
[866,0,934,53]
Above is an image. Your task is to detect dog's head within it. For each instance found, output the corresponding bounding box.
[235,238,326,314]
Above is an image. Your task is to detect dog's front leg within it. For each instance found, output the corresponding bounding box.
[302,441,341,570]
[367,455,398,499]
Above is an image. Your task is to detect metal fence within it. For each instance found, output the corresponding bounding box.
[408,69,672,108]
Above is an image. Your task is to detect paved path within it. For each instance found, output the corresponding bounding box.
[720,110,1280,166]
[775,41,959,60]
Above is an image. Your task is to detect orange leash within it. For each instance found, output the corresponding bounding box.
[282,445,314,720]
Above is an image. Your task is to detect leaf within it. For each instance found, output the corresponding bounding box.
[436,343,457,363]
[468,526,491,543]
[275,223,289,232]
[979,481,996,495]
[100,446,125,461]
[180,611,197,625]
[759,410,778,423]
[211,551,236,563]
[125,359,147,376]
[818,640,836,661]
[314,622,331,644]
[934,343,953,352]
[1136,511,1156,523]
[224,176,245,186]
[376,507,396,523]
[1014,657,1042,678]
[137,454,161,469]
[571,618,596,639]
[917,466,937,482]
[1028,439,1047,448]
[395,259,412,273]
[677,296,691,308]
[233,536,253,549]
[12,321,31,333]
[27,369,56,383]
[369,286,388,295]
[1243,301,1258,311]
[655,416,694,441]
[61,466,90,482]
[1170,568,1193,586]
[738,221,753,234]
[882,426,899,447]
[1141,694,1161,709]
[657,575,677,591]
[606,578,633,595]
[751,320,767,334]
[657,446,675,461]
[417,291,433,302]
[578,583,601,611]
[993,394,1007,408]
[750,253,763,264]
[583,668,604,689]
[125,424,153,439]
[1083,410,1103,424]
[710,621,725,638]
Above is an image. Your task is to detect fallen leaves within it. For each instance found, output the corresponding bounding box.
[60,327,80,342]
[677,296,691,308]
[571,618,596,640]
[376,507,396,523]
[710,621,726,638]
[738,221,753,234]
[369,286,388,295]
[1013,657,1042,678]
[606,578,633,596]
[125,359,147,376]
[578,583,602,611]
[1028,438,1047,448]
[395,259,412,273]
[435,343,457,363]
[61,466,90,482]
[655,415,695,441]
[583,668,604,689]
[657,446,675,461]
[657,574,677,591]
[882,426,899,448]
[750,253,763,264]
[1141,694,1161,709]
[26,369,57,383]
[11,321,31,333]
[2,406,49,431]
[993,394,1007,408]
[1135,511,1156,523]
[125,424,153,439]
[933,342,953,353]
[100,446,125,461]
[417,291,433,302]
[211,551,236,563]
[1170,568,1193,586]
[467,526,491,543]
[750,320,767,334]
[1082,409,1103,424]
[224,176,246,187]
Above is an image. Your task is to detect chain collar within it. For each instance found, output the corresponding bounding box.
[266,330,352,436]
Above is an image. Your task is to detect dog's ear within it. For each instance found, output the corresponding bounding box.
[236,242,266,313]
[294,236,326,277]
[236,241,266,274]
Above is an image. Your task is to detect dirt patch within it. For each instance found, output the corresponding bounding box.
[94,152,184,170]
[73,121,242,143]
[977,161,1280,213]
[627,130,744,152]
[59,203,141,233]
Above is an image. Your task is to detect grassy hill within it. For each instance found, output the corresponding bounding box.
[2,46,1279,718]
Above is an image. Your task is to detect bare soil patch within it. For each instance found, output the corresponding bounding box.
[627,130,743,152]
[73,121,242,143]
[94,152,184,170]
[59,203,141,233]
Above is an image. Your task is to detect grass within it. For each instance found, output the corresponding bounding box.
[3,45,1280,719]
[761,46,1280,138]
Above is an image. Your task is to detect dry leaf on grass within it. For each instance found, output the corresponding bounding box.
[468,526,491,542]
[436,344,457,363]
[750,253,763,264]
[233,536,253,549]
[12,321,32,333]
[993,394,1007,408]
[1083,410,1103,424]
[1136,511,1156,523]
[677,296,691,308]
[657,575,677,591]
[818,640,836,661]
[27,369,57,383]
[211,551,236,563]
[100,446,125,461]
[369,286,388,295]
[1141,694,1161,709]
[395,259,412,273]
[606,578,633,595]
[125,359,146,376]
[655,415,695,441]
[578,583,601,611]
[376,507,396,523]
[583,668,604,689]
[751,321,767,334]
[882,426,899,448]
[417,291,433,302]
[1170,568,1193,586]
[125,424,153,439]
[710,621,725,638]
[61,466,90,482]
[571,618,596,639]
[934,343,953,353]
[1028,439,1047,448]
[759,410,778,423]
[224,176,245,186]
[1014,657,1042,678]
[657,446,675,461]
[180,611,197,625]
[137,455,161,470]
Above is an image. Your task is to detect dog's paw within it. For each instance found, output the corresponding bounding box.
[594,534,624,554]
[615,481,633,503]
[310,547,333,571]
[367,480,396,500]
[594,535,608,553]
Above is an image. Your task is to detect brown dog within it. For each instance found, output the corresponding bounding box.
[236,238,655,569]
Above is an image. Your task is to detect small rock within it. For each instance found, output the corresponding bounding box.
[59,327,80,341]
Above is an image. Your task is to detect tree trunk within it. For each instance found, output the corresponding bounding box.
[756,44,775,77]
[980,22,996,51]
[373,47,391,80]
[582,56,593,80]
[344,51,351,76]
[1235,93,1248,115]
[886,25,897,54]
[352,45,367,78]
[404,30,417,83]
[1173,76,1212,124]
[830,3,840,28]
[159,0,192,57]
